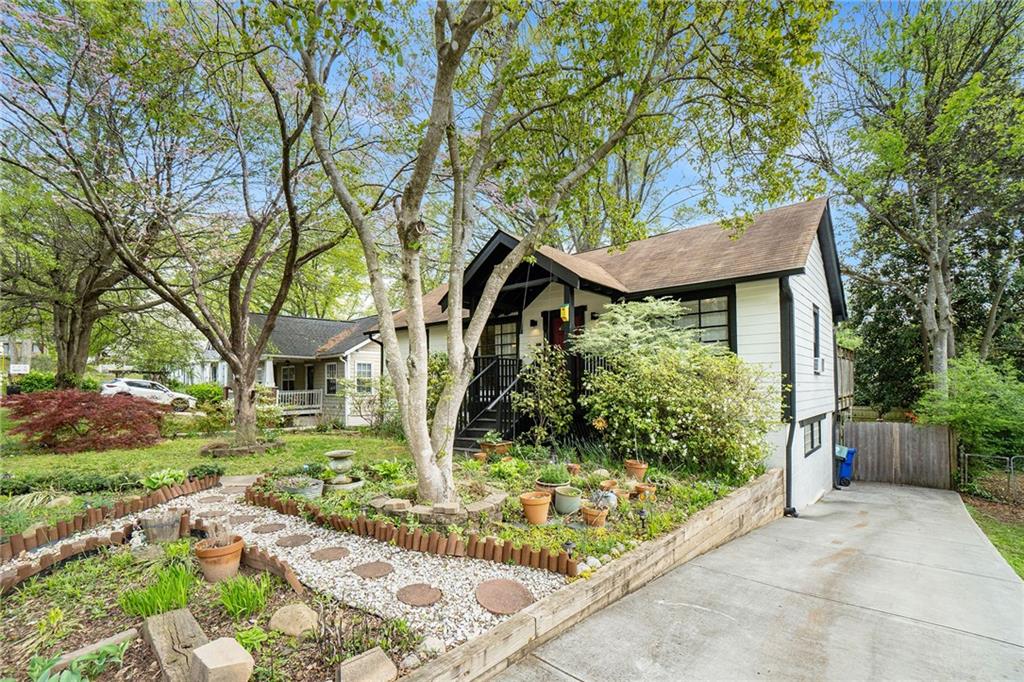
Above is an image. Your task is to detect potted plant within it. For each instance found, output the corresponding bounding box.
[634,482,657,501]
[566,463,581,476]
[624,457,648,481]
[478,430,511,456]
[139,509,184,544]
[472,451,489,464]
[519,491,551,525]
[276,475,324,499]
[553,485,582,515]
[194,526,244,582]
[599,478,618,491]
[535,463,570,499]
[581,491,612,528]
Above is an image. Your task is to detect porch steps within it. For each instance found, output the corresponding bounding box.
[454,410,499,453]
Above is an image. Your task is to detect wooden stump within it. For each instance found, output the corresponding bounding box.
[141,608,209,682]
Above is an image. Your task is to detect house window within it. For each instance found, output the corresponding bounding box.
[677,295,730,346]
[802,414,824,456]
[813,304,822,374]
[325,362,338,395]
[281,365,296,391]
[479,318,518,357]
[210,362,218,382]
[356,362,373,394]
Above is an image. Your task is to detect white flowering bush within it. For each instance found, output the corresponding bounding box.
[575,299,780,480]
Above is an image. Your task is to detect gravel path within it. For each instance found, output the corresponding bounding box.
[175,489,566,645]
[6,484,566,647]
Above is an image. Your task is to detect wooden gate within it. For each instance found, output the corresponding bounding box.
[845,422,954,489]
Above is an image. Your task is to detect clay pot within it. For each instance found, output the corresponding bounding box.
[194,535,244,582]
[480,441,512,456]
[519,491,551,525]
[534,479,565,500]
[473,451,489,464]
[580,505,608,528]
[612,487,632,504]
[566,463,581,476]
[599,478,618,491]
[634,482,657,501]
[624,459,648,481]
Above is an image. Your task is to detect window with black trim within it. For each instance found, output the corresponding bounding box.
[677,296,730,346]
[325,362,338,395]
[479,318,518,357]
[813,304,821,373]
[802,414,824,456]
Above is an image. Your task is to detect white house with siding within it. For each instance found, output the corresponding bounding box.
[385,198,848,512]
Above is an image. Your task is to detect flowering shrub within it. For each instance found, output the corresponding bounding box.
[511,341,573,445]
[574,298,779,480]
[2,389,167,453]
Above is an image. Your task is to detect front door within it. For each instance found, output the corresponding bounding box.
[305,364,315,390]
[546,307,586,347]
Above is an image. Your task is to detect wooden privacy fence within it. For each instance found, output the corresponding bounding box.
[845,421,954,489]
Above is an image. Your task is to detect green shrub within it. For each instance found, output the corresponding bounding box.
[368,459,406,482]
[118,565,195,617]
[915,354,1024,456]
[217,573,273,621]
[13,371,98,393]
[536,463,570,485]
[183,383,224,404]
[0,471,140,495]
[193,402,232,435]
[511,341,573,445]
[141,469,187,490]
[187,463,225,479]
[574,299,779,480]
[488,458,529,483]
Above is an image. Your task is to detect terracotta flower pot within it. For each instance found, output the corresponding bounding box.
[612,487,632,504]
[634,482,657,501]
[566,463,581,476]
[481,441,512,455]
[599,478,618,491]
[624,459,648,481]
[520,491,551,525]
[194,535,244,583]
[534,479,565,500]
[580,505,608,528]
[473,451,489,464]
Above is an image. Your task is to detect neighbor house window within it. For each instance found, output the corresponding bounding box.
[210,362,218,382]
[281,365,295,391]
[678,295,730,346]
[325,362,338,395]
[356,362,373,394]
[802,414,824,456]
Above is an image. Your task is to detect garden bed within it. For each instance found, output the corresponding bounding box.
[0,540,420,680]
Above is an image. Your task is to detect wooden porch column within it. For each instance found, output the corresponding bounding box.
[263,357,275,387]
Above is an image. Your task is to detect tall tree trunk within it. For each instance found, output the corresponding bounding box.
[232,370,259,447]
[52,304,97,389]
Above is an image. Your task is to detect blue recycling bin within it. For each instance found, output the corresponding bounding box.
[835,445,856,486]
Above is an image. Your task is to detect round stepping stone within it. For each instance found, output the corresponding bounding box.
[275,534,312,548]
[475,579,535,615]
[310,546,350,561]
[199,495,226,503]
[252,523,286,534]
[197,510,227,518]
[228,514,258,525]
[351,561,393,579]
[396,583,442,607]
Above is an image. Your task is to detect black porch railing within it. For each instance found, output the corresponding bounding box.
[458,355,522,435]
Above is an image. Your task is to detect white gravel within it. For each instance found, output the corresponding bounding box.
[172,490,567,646]
[5,485,567,647]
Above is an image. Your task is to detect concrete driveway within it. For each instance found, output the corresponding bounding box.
[505,483,1023,681]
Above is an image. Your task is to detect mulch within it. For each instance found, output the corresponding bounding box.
[962,494,1024,525]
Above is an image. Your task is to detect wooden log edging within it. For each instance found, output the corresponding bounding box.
[243,480,579,579]
[405,468,785,682]
[0,475,221,593]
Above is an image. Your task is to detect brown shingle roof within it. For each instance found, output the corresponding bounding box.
[573,197,828,292]
[316,315,379,357]
[384,198,830,329]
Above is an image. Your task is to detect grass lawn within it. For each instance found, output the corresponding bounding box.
[0,432,408,478]
[967,503,1024,579]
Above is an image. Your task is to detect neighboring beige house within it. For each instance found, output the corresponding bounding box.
[173,313,382,426]
[386,198,849,512]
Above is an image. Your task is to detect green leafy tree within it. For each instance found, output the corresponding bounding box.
[916,354,1024,456]
[511,341,573,446]
[293,0,830,502]
[798,1,1024,392]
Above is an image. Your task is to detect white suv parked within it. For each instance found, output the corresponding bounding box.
[100,379,197,412]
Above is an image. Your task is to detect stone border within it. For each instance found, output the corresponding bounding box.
[0,475,221,568]
[366,487,508,526]
[244,484,578,578]
[405,468,785,681]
